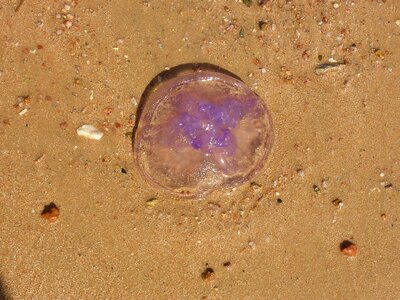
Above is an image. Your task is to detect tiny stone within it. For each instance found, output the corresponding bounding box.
[340,240,357,257]
[34,154,45,163]
[22,97,31,105]
[250,182,262,193]
[103,107,113,115]
[258,20,268,30]
[333,3,339,9]
[379,172,385,178]
[313,185,321,193]
[248,241,256,249]
[297,169,305,177]
[131,96,138,107]
[19,108,29,116]
[383,183,393,189]
[374,49,385,60]
[332,198,343,208]
[145,198,158,208]
[41,202,60,223]
[64,20,73,29]
[322,178,328,189]
[36,20,44,27]
[76,124,104,140]
[380,213,387,220]
[15,96,26,107]
[396,20,400,27]
[223,261,232,269]
[201,267,215,281]
[239,27,245,38]
[59,121,68,130]
[276,198,283,204]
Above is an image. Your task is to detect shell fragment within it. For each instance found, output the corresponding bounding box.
[76,124,104,140]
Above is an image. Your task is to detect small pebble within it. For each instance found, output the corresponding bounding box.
[250,182,262,193]
[59,121,68,130]
[340,240,357,256]
[313,185,321,193]
[396,20,400,27]
[145,198,158,208]
[103,107,113,115]
[34,154,45,164]
[297,169,305,177]
[322,178,329,189]
[19,108,29,116]
[76,124,104,140]
[374,49,385,60]
[130,96,138,107]
[201,267,215,282]
[332,198,344,208]
[41,202,60,223]
[383,183,392,189]
[248,241,256,249]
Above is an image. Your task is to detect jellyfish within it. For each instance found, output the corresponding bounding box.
[133,65,273,197]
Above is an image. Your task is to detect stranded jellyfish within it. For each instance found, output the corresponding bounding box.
[133,65,273,197]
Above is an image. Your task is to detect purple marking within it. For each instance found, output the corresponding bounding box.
[169,97,253,156]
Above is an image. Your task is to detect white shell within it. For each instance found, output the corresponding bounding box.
[76,124,103,140]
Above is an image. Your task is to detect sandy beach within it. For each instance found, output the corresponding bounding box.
[0,0,399,299]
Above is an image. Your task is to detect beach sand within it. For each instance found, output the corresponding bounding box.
[0,0,399,299]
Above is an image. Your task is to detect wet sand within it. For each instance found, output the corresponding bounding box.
[0,0,399,299]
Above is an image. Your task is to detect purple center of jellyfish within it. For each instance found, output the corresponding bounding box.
[171,97,253,156]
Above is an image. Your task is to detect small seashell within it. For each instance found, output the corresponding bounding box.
[77,124,104,140]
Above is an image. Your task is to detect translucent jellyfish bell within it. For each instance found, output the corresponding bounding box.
[133,64,273,197]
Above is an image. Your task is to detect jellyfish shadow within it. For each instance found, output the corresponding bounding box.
[0,277,10,300]
[131,63,243,146]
